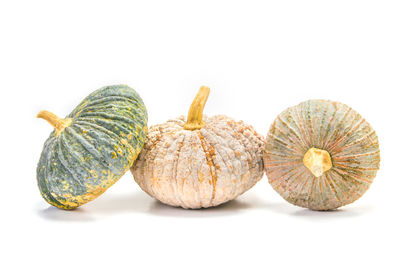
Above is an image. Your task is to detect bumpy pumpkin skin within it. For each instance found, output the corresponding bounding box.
[132,115,264,209]
[37,85,148,210]
[264,99,380,210]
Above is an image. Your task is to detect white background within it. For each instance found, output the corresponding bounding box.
[1,1,399,266]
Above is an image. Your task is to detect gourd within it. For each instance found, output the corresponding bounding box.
[264,99,380,210]
[131,86,264,209]
[37,85,148,210]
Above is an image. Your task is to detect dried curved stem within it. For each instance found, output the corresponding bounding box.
[183,86,210,130]
[37,110,72,136]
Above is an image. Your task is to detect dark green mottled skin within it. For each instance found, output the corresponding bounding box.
[37,85,148,209]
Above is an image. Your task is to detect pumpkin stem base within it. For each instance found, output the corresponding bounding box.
[303,147,332,177]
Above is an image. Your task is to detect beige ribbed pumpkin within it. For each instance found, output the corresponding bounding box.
[264,99,380,210]
[131,86,264,209]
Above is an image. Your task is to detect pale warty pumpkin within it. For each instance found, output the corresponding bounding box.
[131,86,264,209]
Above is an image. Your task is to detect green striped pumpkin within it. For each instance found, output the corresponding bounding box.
[37,85,148,210]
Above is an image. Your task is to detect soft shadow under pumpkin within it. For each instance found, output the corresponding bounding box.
[36,190,270,221]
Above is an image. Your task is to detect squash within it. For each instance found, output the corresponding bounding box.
[264,99,380,210]
[37,85,148,210]
[131,86,264,209]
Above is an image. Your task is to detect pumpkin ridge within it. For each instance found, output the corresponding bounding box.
[59,134,94,178]
[65,127,118,173]
[203,123,245,198]
[331,167,372,185]
[85,91,143,102]
[267,163,301,186]
[294,107,317,149]
[75,117,135,139]
[322,105,351,150]
[264,159,302,183]
[72,86,142,104]
[73,122,136,171]
[37,140,68,209]
[73,120,121,139]
[212,117,264,201]
[190,133,206,207]
[177,131,198,208]
[306,100,321,147]
[327,170,355,207]
[56,138,85,188]
[276,115,307,151]
[222,118,261,171]
[295,105,314,148]
[76,103,141,117]
[271,118,305,154]
[48,142,71,197]
[148,128,175,198]
[77,102,147,123]
[305,101,315,147]
[267,131,302,155]
[306,171,318,208]
[73,120,138,157]
[139,126,160,194]
[328,105,358,149]
[290,169,314,206]
[148,130,179,206]
[287,164,313,193]
[327,117,365,153]
[72,97,146,123]
[100,93,143,100]
[317,101,330,148]
[201,126,236,198]
[327,171,346,198]
[67,86,143,117]
[48,143,81,209]
[197,131,217,203]
[211,120,248,161]
[272,163,306,192]
[134,126,163,197]
[144,139,161,198]
[323,172,342,206]
[77,112,138,125]
[73,95,141,110]
[225,117,263,152]
[44,141,64,198]
[172,133,187,207]
[208,117,264,198]
[54,168,126,209]
[284,168,310,205]
[331,123,378,157]
[319,103,338,150]
[334,149,380,160]
[332,130,376,156]
[284,109,309,150]
[314,101,328,148]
